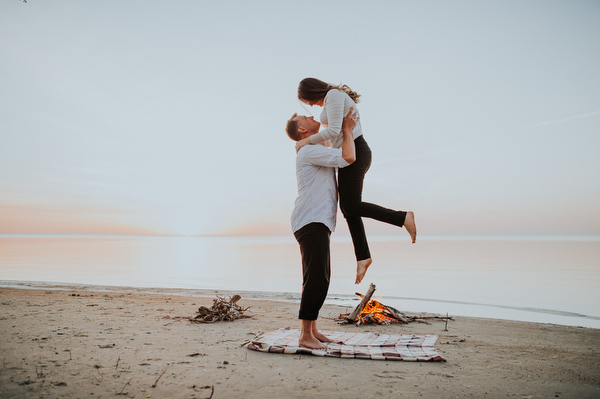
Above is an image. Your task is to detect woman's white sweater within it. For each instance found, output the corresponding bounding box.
[308,89,363,148]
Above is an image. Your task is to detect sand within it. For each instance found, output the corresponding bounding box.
[0,286,599,399]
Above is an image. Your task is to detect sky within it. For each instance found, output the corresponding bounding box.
[1,0,599,236]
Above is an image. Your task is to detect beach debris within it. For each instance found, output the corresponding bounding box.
[444,312,449,331]
[151,367,168,388]
[189,294,251,323]
[186,352,207,357]
[117,378,132,395]
[192,385,215,398]
[209,385,215,399]
[338,283,453,326]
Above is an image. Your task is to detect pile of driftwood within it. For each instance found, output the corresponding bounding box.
[190,294,251,323]
[338,283,452,326]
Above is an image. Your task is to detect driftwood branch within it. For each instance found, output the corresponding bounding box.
[410,315,454,321]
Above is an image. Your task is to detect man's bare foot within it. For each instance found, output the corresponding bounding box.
[312,330,333,343]
[312,328,342,344]
[404,211,417,243]
[355,258,373,284]
[310,321,342,344]
[298,334,327,350]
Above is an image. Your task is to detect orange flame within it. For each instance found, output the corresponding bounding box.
[356,298,397,325]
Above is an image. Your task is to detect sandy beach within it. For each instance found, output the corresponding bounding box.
[1,286,599,399]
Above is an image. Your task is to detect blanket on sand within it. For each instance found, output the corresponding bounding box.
[245,327,445,361]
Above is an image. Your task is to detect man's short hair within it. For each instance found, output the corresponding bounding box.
[285,113,301,141]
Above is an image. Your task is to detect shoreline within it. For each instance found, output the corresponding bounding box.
[2,279,599,330]
[1,286,599,398]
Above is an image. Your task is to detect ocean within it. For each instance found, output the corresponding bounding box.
[1,234,599,329]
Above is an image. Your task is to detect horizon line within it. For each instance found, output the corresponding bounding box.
[1,233,599,241]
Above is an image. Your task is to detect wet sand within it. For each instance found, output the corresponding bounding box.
[1,286,599,398]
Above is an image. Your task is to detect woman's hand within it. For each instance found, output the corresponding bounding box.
[295,137,311,152]
[342,107,358,132]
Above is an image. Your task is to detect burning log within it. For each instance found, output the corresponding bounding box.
[345,283,377,323]
[381,303,408,323]
[190,294,251,323]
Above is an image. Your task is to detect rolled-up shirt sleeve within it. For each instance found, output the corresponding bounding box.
[301,145,350,168]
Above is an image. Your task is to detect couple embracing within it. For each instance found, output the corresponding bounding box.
[285,78,417,349]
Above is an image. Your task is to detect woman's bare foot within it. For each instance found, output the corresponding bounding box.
[355,258,373,284]
[404,211,417,243]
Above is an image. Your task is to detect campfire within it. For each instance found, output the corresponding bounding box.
[339,283,452,326]
[339,284,408,325]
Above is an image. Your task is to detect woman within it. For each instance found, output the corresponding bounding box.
[295,77,417,284]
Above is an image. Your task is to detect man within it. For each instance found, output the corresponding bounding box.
[285,109,357,349]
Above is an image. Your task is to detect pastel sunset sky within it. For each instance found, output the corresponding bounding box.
[1,1,599,236]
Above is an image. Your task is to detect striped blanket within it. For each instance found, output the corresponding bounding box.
[245,327,445,361]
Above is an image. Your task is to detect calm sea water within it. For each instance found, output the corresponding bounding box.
[1,234,599,329]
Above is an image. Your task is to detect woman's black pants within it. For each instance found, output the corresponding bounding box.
[294,222,331,321]
[337,135,407,261]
